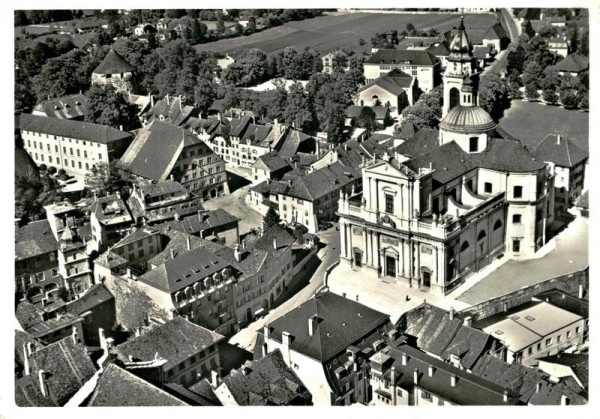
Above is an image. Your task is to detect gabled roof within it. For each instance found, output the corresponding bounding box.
[426,41,451,57]
[251,224,295,256]
[483,22,507,40]
[157,208,238,236]
[93,48,135,75]
[88,363,187,406]
[26,337,96,406]
[118,121,212,181]
[357,68,414,96]
[65,284,114,317]
[266,291,389,363]
[188,378,222,405]
[142,96,198,127]
[365,49,437,66]
[379,344,522,405]
[254,152,292,172]
[277,129,315,158]
[527,379,587,405]
[221,349,312,405]
[393,127,438,156]
[281,161,358,202]
[15,220,58,260]
[17,113,133,144]
[33,93,88,120]
[548,53,589,73]
[532,134,588,168]
[113,317,224,371]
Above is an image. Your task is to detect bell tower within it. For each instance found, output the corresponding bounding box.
[442,16,478,117]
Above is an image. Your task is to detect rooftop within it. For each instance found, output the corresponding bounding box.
[439,105,496,134]
[548,53,589,73]
[221,349,312,405]
[65,284,114,317]
[114,317,225,371]
[346,105,390,120]
[365,49,437,66]
[88,363,187,406]
[17,113,133,144]
[357,68,414,96]
[92,48,135,75]
[88,194,132,225]
[532,134,589,168]
[15,220,57,260]
[266,291,390,363]
[33,93,88,120]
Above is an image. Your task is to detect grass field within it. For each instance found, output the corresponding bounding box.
[499,100,589,151]
[194,12,498,55]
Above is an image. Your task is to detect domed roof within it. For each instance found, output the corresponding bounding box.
[439,105,496,134]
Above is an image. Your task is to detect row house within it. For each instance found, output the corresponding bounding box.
[113,317,225,388]
[257,291,392,405]
[45,202,93,297]
[88,193,134,253]
[15,220,62,305]
[118,120,228,201]
[338,20,555,295]
[17,113,134,177]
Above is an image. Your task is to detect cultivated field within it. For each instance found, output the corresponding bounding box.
[194,12,498,55]
[499,100,589,151]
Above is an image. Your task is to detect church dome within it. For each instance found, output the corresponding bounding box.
[439,105,496,134]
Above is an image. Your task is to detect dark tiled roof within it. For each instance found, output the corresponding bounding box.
[282,161,359,201]
[483,22,507,40]
[229,116,252,137]
[163,382,219,406]
[25,313,82,339]
[266,291,390,362]
[93,49,135,75]
[157,208,238,236]
[142,97,198,127]
[426,41,451,57]
[527,379,587,405]
[222,349,312,405]
[15,330,45,372]
[32,93,88,120]
[394,127,439,157]
[114,317,224,371]
[27,337,97,406]
[88,195,132,225]
[65,284,114,316]
[277,129,315,158]
[15,375,58,407]
[548,53,589,73]
[471,353,546,402]
[395,121,420,140]
[346,105,389,120]
[250,224,295,256]
[17,113,133,144]
[479,138,547,172]
[254,152,292,172]
[241,124,272,146]
[380,344,521,405]
[188,378,222,405]
[365,49,437,66]
[16,301,46,330]
[404,142,478,184]
[88,363,187,406]
[15,220,57,260]
[139,179,187,198]
[118,121,211,181]
[532,134,588,168]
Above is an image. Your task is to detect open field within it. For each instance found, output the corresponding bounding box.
[194,12,498,55]
[499,100,589,151]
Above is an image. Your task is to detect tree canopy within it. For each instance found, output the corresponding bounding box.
[85,84,139,131]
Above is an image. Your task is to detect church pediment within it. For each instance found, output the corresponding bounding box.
[366,160,413,180]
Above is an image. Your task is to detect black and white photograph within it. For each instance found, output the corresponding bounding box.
[3,0,596,414]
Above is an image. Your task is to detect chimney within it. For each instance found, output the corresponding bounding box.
[308,314,318,336]
[391,366,397,405]
[211,370,220,388]
[116,191,121,199]
[428,365,435,377]
[135,328,141,337]
[557,134,561,145]
[150,94,154,108]
[179,95,183,112]
[561,395,569,406]
[450,374,457,387]
[119,124,124,131]
[503,302,509,312]
[413,368,419,385]
[402,353,408,366]
[503,390,508,403]
[282,331,292,347]
[22,344,31,376]
[170,249,175,259]
[273,237,277,250]
[449,307,455,320]
[186,236,191,251]
[99,328,106,351]
[234,244,242,262]
[578,284,584,299]
[170,174,174,181]
[263,324,271,341]
[39,370,48,397]
[71,326,79,345]
[166,94,170,105]
[464,316,473,327]
[536,382,541,393]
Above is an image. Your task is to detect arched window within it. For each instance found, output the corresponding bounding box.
[493,220,502,231]
[449,87,460,111]
[460,241,470,252]
[477,230,487,241]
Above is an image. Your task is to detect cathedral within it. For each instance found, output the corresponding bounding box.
[337,18,555,295]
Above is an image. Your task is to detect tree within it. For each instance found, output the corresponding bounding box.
[193,77,216,115]
[263,206,281,229]
[525,83,540,101]
[542,88,559,105]
[216,19,226,34]
[560,90,578,109]
[15,174,64,223]
[284,83,317,133]
[578,93,588,111]
[579,29,589,56]
[85,84,139,130]
[84,161,134,198]
[401,85,443,128]
[354,106,378,135]
[521,61,544,88]
[569,24,579,53]
[478,73,510,120]
[522,19,536,38]
[31,55,82,100]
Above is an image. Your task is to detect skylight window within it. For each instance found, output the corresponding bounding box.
[495,330,504,335]
[525,316,535,321]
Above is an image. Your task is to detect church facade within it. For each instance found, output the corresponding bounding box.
[337,19,555,295]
